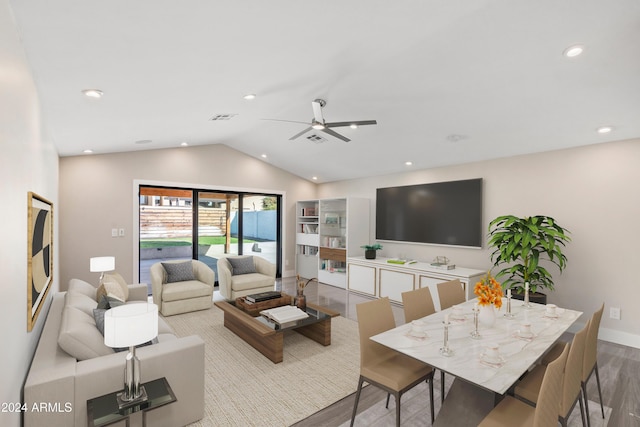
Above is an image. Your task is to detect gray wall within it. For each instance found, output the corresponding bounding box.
[0,1,60,425]
[318,138,640,348]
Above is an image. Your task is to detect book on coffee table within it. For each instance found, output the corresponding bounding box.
[260,305,309,325]
[246,291,282,303]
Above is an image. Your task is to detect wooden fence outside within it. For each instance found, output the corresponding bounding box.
[140,206,227,239]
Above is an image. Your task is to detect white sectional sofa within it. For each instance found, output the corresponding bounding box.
[24,278,205,427]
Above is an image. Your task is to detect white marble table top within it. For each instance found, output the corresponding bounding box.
[371,298,582,395]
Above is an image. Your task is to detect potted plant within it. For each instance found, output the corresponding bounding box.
[487,215,570,303]
[361,243,383,259]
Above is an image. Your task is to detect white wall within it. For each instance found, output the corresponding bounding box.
[318,138,640,348]
[58,144,317,287]
[0,1,59,425]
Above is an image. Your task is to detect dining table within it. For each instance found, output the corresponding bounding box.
[370,298,582,426]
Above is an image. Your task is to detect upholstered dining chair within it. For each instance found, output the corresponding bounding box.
[401,287,447,403]
[582,303,605,426]
[351,297,435,426]
[515,321,590,427]
[437,279,465,310]
[401,286,436,323]
[478,343,569,427]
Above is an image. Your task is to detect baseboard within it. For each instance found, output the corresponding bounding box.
[567,321,640,349]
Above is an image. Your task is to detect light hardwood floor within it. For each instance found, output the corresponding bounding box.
[275,277,640,427]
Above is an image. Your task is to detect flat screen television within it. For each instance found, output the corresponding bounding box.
[376,178,483,248]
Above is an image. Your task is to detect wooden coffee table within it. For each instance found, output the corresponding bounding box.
[214,295,339,363]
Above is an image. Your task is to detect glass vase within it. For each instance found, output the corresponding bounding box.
[294,287,306,311]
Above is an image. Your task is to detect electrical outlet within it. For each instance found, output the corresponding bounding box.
[118,228,125,237]
[610,307,621,320]
[111,228,118,237]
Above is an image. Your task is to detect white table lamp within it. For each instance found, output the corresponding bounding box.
[104,303,159,408]
[90,256,115,285]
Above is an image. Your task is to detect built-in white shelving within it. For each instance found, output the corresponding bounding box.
[296,198,369,289]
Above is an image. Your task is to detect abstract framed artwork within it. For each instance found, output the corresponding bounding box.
[27,191,53,332]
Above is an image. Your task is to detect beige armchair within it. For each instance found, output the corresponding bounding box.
[217,256,276,300]
[151,259,215,316]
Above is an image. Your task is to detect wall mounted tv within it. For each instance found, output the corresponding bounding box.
[376,178,483,248]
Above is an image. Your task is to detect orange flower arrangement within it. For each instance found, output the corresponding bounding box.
[474,272,503,309]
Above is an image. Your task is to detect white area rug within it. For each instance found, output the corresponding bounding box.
[163,306,360,426]
[341,378,611,427]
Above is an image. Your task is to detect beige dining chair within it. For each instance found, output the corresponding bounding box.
[401,286,436,323]
[582,303,605,426]
[401,287,446,403]
[515,321,589,427]
[351,297,435,426]
[437,279,465,310]
[478,343,569,427]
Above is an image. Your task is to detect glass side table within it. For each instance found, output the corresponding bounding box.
[87,377,176,427]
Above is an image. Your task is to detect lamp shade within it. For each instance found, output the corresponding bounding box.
[90,256,115,273]
[104,303,158,348]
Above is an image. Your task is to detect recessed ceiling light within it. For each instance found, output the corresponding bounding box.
[261,154,267,158]
[180,142,189,147]
[83,149,93,154]
[563,44,584,58]
[597,126,612,134]
[82,89,103,98]
[243,93,256,100]
[135,139,152,145]
[350,124,358,129]
[405,161,413,166]
[312,176,318,181]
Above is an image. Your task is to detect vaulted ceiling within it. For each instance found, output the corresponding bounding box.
[10,0,640,182]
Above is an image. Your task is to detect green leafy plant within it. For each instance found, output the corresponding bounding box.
[488,215,570,294]
[360,243,383,251]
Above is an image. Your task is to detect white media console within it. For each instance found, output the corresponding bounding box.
[347,256,486,309]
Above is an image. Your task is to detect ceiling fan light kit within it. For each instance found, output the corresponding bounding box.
[264,99,377,142]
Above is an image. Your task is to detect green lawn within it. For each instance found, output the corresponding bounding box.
[140,236,254,248]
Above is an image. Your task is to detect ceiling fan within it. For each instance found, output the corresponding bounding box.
[265,99,377,142]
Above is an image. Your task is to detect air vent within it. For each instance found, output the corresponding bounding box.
[306,134,327,143]
[210,113,238,121]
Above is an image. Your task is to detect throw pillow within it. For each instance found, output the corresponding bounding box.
[162,261,195,283]
[93,308,107,335]
[227,256,256,275]
[103,272,129,301]
[96,294,125,310]
[96,279,126,303]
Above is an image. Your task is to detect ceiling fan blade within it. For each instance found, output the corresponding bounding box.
[321,127,351,142]
[262,118,310,125]
[326,120,377,128]
[311,100,325,123]
[289,127,313,140]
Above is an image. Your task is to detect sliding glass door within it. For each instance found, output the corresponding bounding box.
[139,186,281,290]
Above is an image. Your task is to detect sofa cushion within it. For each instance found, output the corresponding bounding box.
[103,272,129,301]
[65,291,98,316]
[68,279,98,299]
[96,279,126,303]
[228,256,257,275]
[229,273,274,292]
[58,306,114,361]
[162,261,195,283]
[161,280,212,302]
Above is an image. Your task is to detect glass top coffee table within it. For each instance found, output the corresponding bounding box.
[214,294,339,363]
